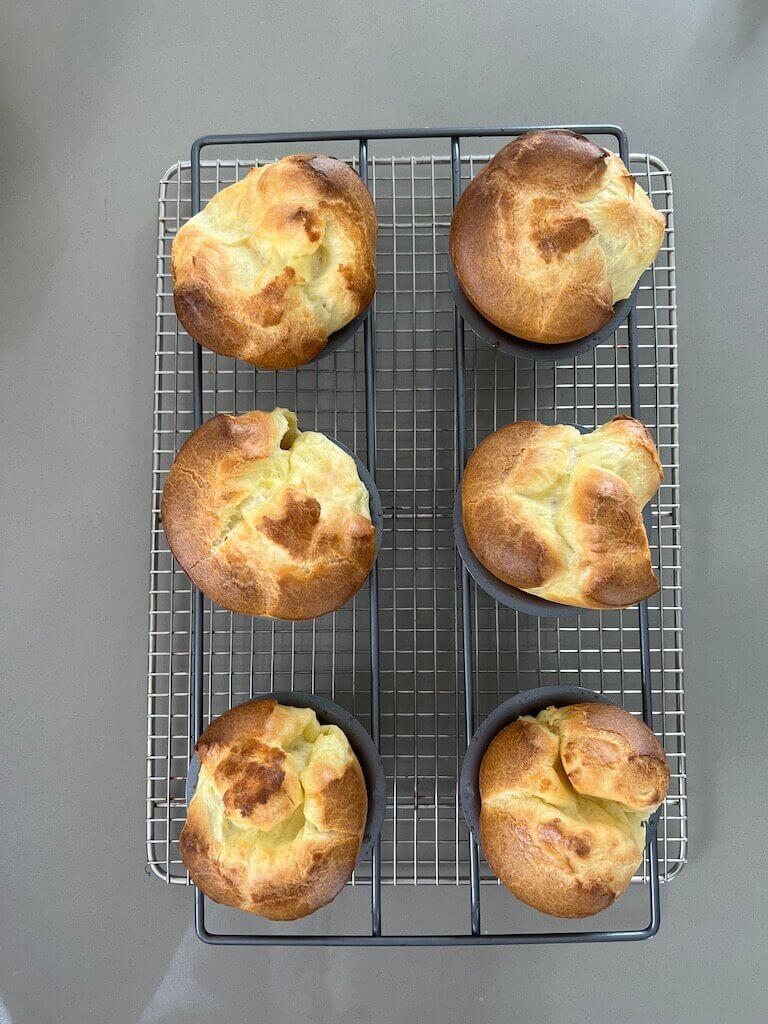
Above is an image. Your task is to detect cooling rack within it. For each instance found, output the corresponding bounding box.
[147,127,686,945]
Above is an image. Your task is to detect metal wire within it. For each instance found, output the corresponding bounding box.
[146,152,686,898]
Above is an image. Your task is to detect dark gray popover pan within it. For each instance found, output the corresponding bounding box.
[186,690,387,864]
[460,684,662,843]
[309,304,371,365]
[448,262,637,364]
[331,438,384,559]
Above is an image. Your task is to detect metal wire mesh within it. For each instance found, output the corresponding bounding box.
[147,152,686,891]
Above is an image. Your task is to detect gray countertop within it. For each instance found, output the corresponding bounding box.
[2,2,766,1021]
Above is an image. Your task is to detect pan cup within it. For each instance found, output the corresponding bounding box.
[186,691,387,866]
[308,303,372,366]
[330,437,384,562]
[459,685,662,845]
[453,422,588,618]
[448,262,637,364]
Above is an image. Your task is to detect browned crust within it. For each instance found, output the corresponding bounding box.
[197,697,278,753]
[461,417,662,609]
[172,154,377,369]
[462,420,565,589]
[180,700,368,921]
[546,703,670,811]
[449,130,664,344]
[179,820,247,908]
[214,742,291,825]
[572,464,659,607]
[305,759,368,836]
[180,811,363,921]
[161,411,376,620]
[478,706,669,918]
[480,806,620,918]
[200,701,303,831]
[479,717,558,798]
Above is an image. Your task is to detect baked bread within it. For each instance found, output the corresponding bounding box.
[479,702,669,918]
[181,699,368,920]
[172,154,377,368]
[161,408,376,619]
[450,130,665,344]
[461,416,663,609]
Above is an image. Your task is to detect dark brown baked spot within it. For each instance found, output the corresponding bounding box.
[252,268,296,327]
[260,492,322,554]
[221,758,287,817]
[532,207,596,262]
[290,206,322,243]
[538,818,591,858]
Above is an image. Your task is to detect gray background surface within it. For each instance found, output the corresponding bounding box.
[2,1,766,1022]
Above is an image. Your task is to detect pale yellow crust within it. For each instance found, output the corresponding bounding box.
[161,408,376,619]
[461,416,663,609]
[180,700,368,921]
[479,703,669,918]
[450,130,665,344]
[172,154,377,369]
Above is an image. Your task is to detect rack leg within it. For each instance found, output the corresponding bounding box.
[359,139,382,937]
[451,137,481,936]
[627,296,662,937]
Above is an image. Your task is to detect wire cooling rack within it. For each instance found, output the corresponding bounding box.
[147,128,686,945]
